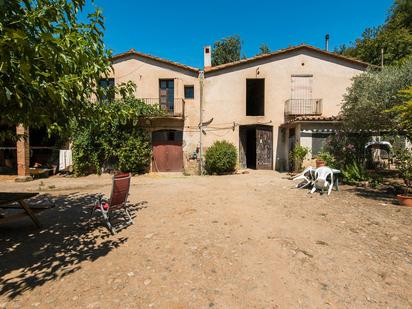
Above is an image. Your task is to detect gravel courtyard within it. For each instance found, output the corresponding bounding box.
[0,171,411,308]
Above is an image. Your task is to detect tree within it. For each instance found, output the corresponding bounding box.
[337,0,412,65]
[257,43,271,55]
[211,35,242,66]
[72,82,164,175]
[0,0,111,135]
[388,86,412,139]
[340,56,412,134]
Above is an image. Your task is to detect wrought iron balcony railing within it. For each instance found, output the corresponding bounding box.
[138,98,185,117]
[284,99,323,116]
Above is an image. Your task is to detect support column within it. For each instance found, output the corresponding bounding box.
[15,124,32,181]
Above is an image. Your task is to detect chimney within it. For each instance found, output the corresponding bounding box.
[325,34,329,51]
[204,45,211,68]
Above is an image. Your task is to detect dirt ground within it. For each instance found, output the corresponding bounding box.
[0,171,411,309]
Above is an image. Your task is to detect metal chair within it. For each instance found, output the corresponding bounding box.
[90,172,133,234]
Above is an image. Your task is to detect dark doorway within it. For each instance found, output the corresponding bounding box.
[246,127,256,168]
[239,125,273,169]
[246,79,265,116]
[152,130,183,172]
[288,128,296,171]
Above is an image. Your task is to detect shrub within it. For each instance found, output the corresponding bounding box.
[117,136,152,174]
[72,89,162,176]
[205,141,237,175]
[341,161,370,184]
[289,145,309,172]
[323,131,369,168]
[316,150,336,168]
[395,147,412,192]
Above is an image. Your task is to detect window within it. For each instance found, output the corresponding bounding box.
[246,79,265,116]
[152,130,183,142]
[159,79,174,111]
[184,85,194,99]
[99,78,115,101]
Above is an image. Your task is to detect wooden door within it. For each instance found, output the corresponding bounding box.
[159,79,174,113]
[291,75,313,114]
[256,126,273,170]
[152,130,183,172]
[152,142,183,172]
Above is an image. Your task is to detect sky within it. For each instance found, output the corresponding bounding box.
[82,0,394,68]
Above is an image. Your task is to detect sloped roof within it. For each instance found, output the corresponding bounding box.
[111,49,199,73]
[205,44,371,73]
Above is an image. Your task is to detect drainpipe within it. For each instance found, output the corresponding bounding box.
[199,70,204,175]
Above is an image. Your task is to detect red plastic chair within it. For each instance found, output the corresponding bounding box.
[90,172,133,233]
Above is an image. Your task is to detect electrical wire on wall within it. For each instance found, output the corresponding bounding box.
[140,120,273,133]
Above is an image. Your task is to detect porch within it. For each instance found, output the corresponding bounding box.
[277,116,341,171]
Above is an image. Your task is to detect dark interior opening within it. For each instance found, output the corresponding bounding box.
[29,128,62,168]
[240,125,257,169]
[246,79,265,116]
[152,130,183,143]
[246,127,256,168]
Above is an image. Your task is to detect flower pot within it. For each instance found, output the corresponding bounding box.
[396,194,412,207]
[316,159,326,168]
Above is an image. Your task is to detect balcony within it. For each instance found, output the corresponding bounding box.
[139,98,185,117]
[284,99,322,117]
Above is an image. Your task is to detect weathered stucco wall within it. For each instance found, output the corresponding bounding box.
[111,55,201,173]
[110,48,366,173]
[203,49,366,169]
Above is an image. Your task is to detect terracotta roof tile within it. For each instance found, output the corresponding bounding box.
[204,44,371,73]
[111,49,199,73]
[288,115,342,123]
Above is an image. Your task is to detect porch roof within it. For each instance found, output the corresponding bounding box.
[281,115,342,127]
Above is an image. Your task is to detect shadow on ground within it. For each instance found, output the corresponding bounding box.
[345,185,398,205]
[0,193,147,299]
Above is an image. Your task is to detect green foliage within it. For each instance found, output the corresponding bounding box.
[337,0,412,65]
[323,132,370,168]
[205,141,237,175]
[289,145,309,171]
[211,35,242,66]
[341,161,370,184]
[316,150,336,167]
[72,84,162,175]
[394,147,412,188]
[257,43,271,55]
[341,57,412,134]
[387,86,412,139]
[0,0,111,136]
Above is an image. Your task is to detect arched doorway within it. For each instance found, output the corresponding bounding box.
[152,130,183,172]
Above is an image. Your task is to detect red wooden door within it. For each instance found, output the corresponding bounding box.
[152,130,183,172]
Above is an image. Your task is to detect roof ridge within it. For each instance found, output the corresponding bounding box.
[205,44,371,73]
[111,49,199,73]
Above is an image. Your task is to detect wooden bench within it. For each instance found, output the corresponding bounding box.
[0,192,54,228]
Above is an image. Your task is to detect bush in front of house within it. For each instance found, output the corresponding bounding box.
[205,140,237,175]
[289,145,309,172]
[72,85,162,176]
[72,122,153,176]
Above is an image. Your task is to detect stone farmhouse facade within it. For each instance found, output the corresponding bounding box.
[108,44,369,173]
[3,44,370,178]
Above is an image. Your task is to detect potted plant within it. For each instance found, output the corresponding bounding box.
[395,148,412,206]
[316,150,335,168]
[289,145,309,172]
